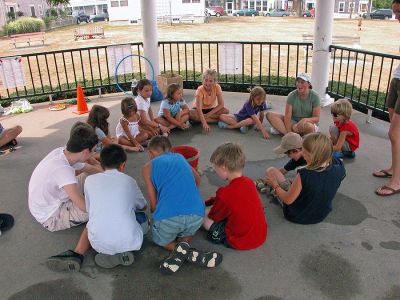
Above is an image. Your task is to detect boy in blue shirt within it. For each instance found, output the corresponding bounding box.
[142,136,222,274]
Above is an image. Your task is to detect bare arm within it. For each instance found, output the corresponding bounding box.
[142,162,158,213]
[63,184,86,212]
[302,106,321,124]
[284,103,293,132]
[333,130,351,151]
[120,119,141,147]
[163,108,185,128]
[266,173,302,205]
[251,113,269,139]
[195,96,210,132]
[192,167,201,186]
[204,92,225,118]
[81,162,102,175]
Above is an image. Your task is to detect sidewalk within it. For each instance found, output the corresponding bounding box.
[1,90,399,300]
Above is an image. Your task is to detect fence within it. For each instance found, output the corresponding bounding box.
[0,41,399,121]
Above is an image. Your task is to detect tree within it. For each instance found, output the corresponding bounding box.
[374,0,392,9]
[46,0,70,6]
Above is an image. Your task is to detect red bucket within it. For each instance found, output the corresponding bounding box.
[171,145,200,169]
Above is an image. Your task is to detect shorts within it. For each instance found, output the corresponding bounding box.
[207,220,230,247]
[152,214,203,246]
[41,173,88,232]
[202,108,214,114]
[386,78,400,114]
[329,126,352,152]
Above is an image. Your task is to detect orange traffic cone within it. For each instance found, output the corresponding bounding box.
[73,85,89,115]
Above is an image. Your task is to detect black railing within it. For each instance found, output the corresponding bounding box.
[329,45,400,122]
[1,41,398,122]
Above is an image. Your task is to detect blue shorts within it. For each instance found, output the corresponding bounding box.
[152,214,203,246]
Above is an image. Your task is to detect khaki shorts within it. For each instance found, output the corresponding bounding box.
[387,78,400,114]
[41,173,88,232]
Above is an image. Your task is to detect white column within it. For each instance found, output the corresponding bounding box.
[311,0,334,106]
[140,0,160,79]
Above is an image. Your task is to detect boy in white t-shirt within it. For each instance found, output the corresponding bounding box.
[28,122,100,232]
[47,144,149,271]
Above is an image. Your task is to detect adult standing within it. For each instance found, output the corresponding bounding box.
[189,69,229,133]
[266,73,320,136]
[373,0,400,196]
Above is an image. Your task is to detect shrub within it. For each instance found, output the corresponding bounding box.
[7,11,15,20]
[3,17,44,35]
[16,11,24,17]
[50,8,58,17]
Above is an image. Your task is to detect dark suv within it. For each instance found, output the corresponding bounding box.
[76,13,90,24]
[366,9,392,19]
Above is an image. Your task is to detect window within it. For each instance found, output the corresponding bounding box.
[348,2,355,13]
[182,0,191,3]
[192,0,200,2]
[182,0,199,3]
[338,2,345,13]
[38,5,43,16]
[120,0,128,6]
[111,1,119,7]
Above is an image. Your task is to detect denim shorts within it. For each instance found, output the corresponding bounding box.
[152,214,203,246]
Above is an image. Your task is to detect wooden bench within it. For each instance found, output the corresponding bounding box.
[10,32,45,48]
[302,33,361,48]
[180,14,195,24]
[74,26,104,41]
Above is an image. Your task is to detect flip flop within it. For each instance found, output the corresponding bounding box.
[187,248,223,268]
[95,252,134,269]
[372,170,393,178]
[375,185,400,197]
[159,241,190,275]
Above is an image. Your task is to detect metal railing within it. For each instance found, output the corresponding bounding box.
[329,45,400,121]
[1,41,399,121]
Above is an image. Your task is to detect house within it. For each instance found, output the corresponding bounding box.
[333,0,370,18]
[68,0,108,17]
[15,0,49,18]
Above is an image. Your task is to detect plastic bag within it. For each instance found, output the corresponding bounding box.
[150,80,163,102]
[3,99,33,115]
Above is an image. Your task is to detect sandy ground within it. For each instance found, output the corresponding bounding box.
[0,17,399,57]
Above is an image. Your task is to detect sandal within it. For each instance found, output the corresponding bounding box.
[254,178,266,191]
[46,250,83,272]
[187,248,223,268]
[159,241,190,275]
[372,170,393,178]
[375,185,400,197]
[95,252,134,269]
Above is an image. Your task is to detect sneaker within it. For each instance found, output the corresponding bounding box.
[187,248,223,268]
[46,250,84,272]
[218,121,229,129]
[265,101,273,110]
[343,151,356,158]
[0,213,14,236]
[269,127,280,135]
[332,151,344,159]
[95,252,134,269]
[239,126,249,134]
[159,241,190,275]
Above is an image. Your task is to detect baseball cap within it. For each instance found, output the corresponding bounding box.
[296,72,311,83]
[273,132,303,154]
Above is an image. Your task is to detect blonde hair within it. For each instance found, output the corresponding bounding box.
[331,98,353,119]
[210,142,245,172]
[202,69,218,82]
[303,133,333,171]
[249,86,266,106]
[148,136,172,153]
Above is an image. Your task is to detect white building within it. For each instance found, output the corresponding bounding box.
[68,0,108,16]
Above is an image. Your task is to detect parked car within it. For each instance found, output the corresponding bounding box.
[302,10,314,17]
[233,9,259,16]
[75,13,90,24]
[206,6,224,17]
[364,9,392,19]
[89,13,109,22]
[264,9,289,17]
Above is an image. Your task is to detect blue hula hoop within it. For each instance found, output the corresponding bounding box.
[114,54,155,95]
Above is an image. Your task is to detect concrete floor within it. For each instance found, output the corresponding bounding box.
[0,90,399,300]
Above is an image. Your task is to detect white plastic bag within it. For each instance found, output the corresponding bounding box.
[3,99,33,115]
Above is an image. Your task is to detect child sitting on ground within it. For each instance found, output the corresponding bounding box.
[88,104,139,153]
[132,79,170,137]
[116,97,150,152]
[142,136,222,274]
[265,132,346,224]
[0,122,22,153]
[329,98,360,159]
[46,144,150,271]
[218,86,270,139]
[203,142,267,250]
[154,83,190,131]
[255,132,306,193]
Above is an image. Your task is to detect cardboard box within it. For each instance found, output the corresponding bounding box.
[156,73,183,97]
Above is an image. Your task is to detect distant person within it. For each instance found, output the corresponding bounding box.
[265,133,346,224]
[189,69,229,133]
[142,136,222,274]
[357,14,363,31]
[203,143,267,250]
[329,99,360,159]
[46,144,149,272]
[373,0,400,196]
[218,86,270,139]
[28,122,99,232]
[155,83,191,131]
[256,132,306,193]
[131,79,170,137]
[0,123,22,150]
[115,97,149,152]
[266,73,320,136]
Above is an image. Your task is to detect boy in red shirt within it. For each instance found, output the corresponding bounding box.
[203,142,267,250]
[329,98,360,159]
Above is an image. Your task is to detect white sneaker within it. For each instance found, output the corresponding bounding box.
[269,127,280,135]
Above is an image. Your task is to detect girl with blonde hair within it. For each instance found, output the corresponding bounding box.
[265,132,346,224]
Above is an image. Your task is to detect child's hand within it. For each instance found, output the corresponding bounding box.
[265,176,278,188]
[202,123,211,133]
[133,144,144,152]
[261,128,270,139]
[181,122,189,129]
[160,125,170,134]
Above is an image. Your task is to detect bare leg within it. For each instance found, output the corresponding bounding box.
[203,207,214,231]
[0,125,22,147]
[74,227,91,255]
[266,167,286,184]
[117,136,141,152]
[206,107,229,123]
[229,118,255,129]
[300,122,316,135]
[266,112,287,134]
[219,114,238,126]
[374,108,395,175]
[163,236,193,251]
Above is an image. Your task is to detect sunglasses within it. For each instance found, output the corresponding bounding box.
[331,112,340,117]
[285,148,301,155]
